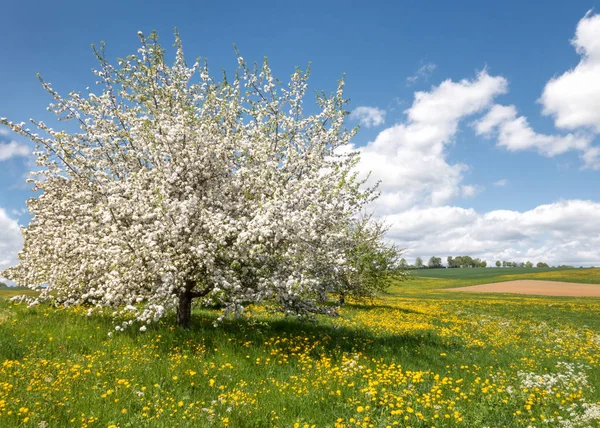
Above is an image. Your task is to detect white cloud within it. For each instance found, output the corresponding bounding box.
[352,70,507,213]
[368,14,600,267]
[0,128,9,137]
[0,141,30,161]
[406,63,437,86]
[540,11,600,133]
[406,70,507,125]
[581,145,600,168]
[474,104,592,157]
[471,12,600,169]
[0,208,23,283]
[10,208,28,218]
[461,185,481,198]
[350,106,386,128]
[387,200,600,266]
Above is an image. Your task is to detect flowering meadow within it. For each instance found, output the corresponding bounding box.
[1,271,600,427]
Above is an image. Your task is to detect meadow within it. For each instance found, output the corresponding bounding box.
[408,266,600,284]
[1,269,600,427]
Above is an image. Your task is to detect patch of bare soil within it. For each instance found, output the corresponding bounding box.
[447,280,600,297]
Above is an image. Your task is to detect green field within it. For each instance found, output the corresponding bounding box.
[411,267,562,280]
[410,266,600,286]
[1,270,600,427]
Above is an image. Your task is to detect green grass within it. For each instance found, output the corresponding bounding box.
[411,266,570,280]
[0,288,39,299]
[1,271,600,427]
[408,266,600,288]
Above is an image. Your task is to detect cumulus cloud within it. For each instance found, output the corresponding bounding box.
[11,208,28,218]
[361,16,600,266]
[467,12,600,168]
[350,106,386,128]
[0,141,30,161]
[581,145,600,168]
[460,185,482,198]
[387,200,600,266]
[351,70,507,213]
[474,104,592,157]
[0,128,9,136]
[0,208,23,283]
[540,11,600,133]
[406,63,437,86]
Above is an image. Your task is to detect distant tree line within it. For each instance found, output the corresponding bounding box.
[494,261,549,268]
[446,256,486,268]
[399,255,487,269]
[398,256,562,270]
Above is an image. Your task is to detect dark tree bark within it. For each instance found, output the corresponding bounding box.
[176,280,212,328]
[177,289,193,328]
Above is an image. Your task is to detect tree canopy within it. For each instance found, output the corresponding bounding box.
[1,31,397,328]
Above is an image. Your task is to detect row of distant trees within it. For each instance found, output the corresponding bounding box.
[398,256,556,269]
[398,255,487,269]
[447,256,486,268]
[494,260,548,268]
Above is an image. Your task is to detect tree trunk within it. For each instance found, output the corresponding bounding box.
[177,289,193,328]
[176,280,213,328]
[339,293,345,307]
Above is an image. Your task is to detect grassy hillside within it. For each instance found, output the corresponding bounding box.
[494,267,600,284]
[1,272,599,427]
[411,267,600,285]
[0,287,38,299]
[412,267,568,280]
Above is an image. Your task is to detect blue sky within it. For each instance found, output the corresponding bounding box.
[1,0,600,269]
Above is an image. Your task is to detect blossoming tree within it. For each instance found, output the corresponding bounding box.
[333,214,404,306]
[1,31,395,328]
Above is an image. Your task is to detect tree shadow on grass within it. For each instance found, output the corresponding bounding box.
[344,302,425,315]
[146,310,465,369]
[3,299,462,373]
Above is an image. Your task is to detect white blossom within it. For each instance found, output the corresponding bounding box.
[0,31,382,327]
